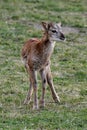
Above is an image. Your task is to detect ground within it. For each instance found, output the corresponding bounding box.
[0,0,87,130]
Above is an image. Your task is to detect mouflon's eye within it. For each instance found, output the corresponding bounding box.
[51,30,57,33]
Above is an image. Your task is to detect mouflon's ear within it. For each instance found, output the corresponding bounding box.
[48,22,53,30]
[41,22,54,30]
[41,22,48,30]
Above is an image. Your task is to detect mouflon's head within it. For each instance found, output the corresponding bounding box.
[42,22,65,41]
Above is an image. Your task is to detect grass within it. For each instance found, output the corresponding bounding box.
[0,0,87,129]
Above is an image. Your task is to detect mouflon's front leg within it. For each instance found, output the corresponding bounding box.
[39,69,47,108]
[46,66,60,103]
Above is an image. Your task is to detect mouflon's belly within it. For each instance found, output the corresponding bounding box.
[31,56,49,70]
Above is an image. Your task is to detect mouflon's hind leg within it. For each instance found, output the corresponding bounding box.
[23,78,33,105]
[29,70,39,110]
[23,63,33,105]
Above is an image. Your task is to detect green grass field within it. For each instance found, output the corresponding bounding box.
[0,0,87,129]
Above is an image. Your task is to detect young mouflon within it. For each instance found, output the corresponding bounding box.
[21,22,65,109]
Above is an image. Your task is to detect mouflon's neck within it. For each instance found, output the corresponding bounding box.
[39,34,56,58]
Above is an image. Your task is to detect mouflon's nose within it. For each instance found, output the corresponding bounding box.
[60,32,65,40]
